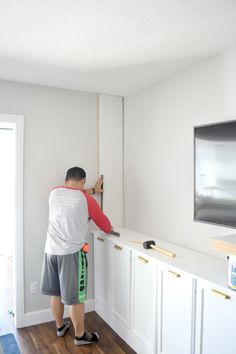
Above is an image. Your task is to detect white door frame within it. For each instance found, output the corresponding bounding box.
[0,114,24,328]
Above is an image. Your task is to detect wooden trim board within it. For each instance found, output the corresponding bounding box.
[211,235,236,255]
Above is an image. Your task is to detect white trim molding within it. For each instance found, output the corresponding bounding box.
[0,114,24,328]
[23,299,95,327]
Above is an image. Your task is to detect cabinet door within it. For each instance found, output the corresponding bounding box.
[195,281,236,354]
[131,252,157,354]
[158,267,196,354]
[110,242,131,327]
[94,235,109,308]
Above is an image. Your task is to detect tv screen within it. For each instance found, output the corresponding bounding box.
[194,120,236,228]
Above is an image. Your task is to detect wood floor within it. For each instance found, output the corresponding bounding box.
[15,312,136,354]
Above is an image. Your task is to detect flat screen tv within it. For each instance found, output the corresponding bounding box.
[194,120,236,228]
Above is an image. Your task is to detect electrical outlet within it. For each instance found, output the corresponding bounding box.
[30,281,38,294]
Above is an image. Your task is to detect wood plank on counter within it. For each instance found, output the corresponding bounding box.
[212,234,236,256]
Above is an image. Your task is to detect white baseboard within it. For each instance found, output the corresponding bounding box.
[21,299,94,328]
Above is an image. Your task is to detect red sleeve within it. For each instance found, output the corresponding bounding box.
[84,193,112,233]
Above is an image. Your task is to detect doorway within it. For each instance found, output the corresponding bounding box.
[0,114,24,332]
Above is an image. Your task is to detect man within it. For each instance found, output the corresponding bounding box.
[40,167,112,346]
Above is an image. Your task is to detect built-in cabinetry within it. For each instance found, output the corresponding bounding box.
[93,228,231,354]
[195,280,236,354]
[158,266,196,354]
[94,235,109,309]
[94,235,132,344]
[110,242,131,327]
[131,251,157,354]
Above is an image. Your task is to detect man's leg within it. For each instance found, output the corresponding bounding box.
[71,303,99,346]
[50,296,64,328]
[69,303,85,337]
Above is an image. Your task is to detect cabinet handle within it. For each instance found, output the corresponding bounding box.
[168,270,181,278]
[114,245,122,251]
[138,256,149,263]
[97,237,104,242]
[211,289,231,300]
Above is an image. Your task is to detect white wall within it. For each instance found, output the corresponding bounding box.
[0,80,98,313]
[124,47,236,258]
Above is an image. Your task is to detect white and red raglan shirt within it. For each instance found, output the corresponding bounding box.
[45,186,112,255]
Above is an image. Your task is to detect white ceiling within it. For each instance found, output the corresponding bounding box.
[0,0,236,96]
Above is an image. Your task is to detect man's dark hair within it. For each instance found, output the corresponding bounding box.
[65,167,86,181]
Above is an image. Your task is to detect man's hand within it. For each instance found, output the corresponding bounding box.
[85,178,104,195]
[94,178,103,194]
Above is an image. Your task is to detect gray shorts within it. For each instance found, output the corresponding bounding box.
[40,250,88,305]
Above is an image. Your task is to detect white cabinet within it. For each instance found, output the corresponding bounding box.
[94,235,110,310]
[131,251,157,354]
[158,266,196,354]
[110,242,131,327]
[195,281,236,354]
[94,236,132,341]
[93,228,234,354]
